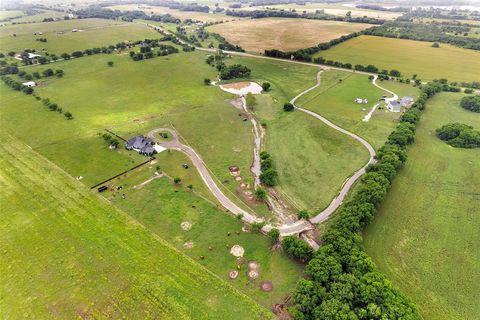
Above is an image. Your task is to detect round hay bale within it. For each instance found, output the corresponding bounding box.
[229,270,239,279]
[247,270,259,280]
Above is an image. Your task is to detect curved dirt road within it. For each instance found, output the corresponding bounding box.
[147,128,260,224]
[289,71,377,225]
[147,70,396,236]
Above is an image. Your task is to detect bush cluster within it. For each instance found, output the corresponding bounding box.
[259,151,278,187]
[219,64,251,80]
[460,95,480,113]
[436,123,480,148]
[289,81,445,319]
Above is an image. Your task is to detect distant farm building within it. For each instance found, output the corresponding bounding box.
[125,135,157,156]
[400,96,414,107]
[387,100,401,113]
[22,81,36,87]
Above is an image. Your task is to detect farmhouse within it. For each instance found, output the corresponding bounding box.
[125,135,156,156]
[22,81,36,87]
[400,96,414,107]
[387,100,401,113]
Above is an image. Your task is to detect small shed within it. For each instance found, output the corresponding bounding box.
[22,81,36,87]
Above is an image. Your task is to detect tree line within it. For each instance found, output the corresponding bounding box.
[286,80,447,319]
[225,9,386,25]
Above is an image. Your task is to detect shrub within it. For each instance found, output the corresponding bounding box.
[436,123,480,148]
[283,102,294,112]
[281,236,313,262]
[460,95,480,113]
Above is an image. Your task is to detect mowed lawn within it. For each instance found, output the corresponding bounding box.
[108,155,303,307]
[364,92,480,320]
[207,18,372,52]
[296,69,400,149]
[0,134,271,319]
[314,35,480,82]
[0,19,158,54]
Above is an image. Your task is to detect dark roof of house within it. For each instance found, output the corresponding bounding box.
[141,145,155,155]
[126,135,151,149]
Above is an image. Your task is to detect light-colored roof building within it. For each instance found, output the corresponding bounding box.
[22,81,36,87]
[387,100,401,113]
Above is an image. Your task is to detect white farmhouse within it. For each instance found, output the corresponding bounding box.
[22,81,36,87]
[387,100,401,113]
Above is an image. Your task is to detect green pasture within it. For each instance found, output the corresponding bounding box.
[0,133,271,319]
[107,153,303,307]
[0,19,159,55]
[314,35,480,83]
[296,69,399,149]
[364,92,480,320]
[224,57,370,211]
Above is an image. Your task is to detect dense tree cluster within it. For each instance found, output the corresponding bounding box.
[282,236,314,262]
[259,151,278,187]
[289,81,446,320]
[129,42,178,61]
[219,64,251,80]
[212,33,245,52]
[460,95,480,113]
[436,122,480,148]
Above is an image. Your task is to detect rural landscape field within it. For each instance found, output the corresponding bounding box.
[0,0,479,319]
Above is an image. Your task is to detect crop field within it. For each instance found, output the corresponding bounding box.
[0,19,159,55]
[107,155,303,307]
[207,18,372,52]
[0,133,271,319]
[314,35,480,82]
[108,4,232,22]
[364,92,480,320]
[296,69,399,149]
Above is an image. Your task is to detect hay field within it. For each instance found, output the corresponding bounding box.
[207,18,372,52]
[316,35,480,82]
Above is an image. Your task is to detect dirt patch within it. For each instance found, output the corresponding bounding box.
[222,82,252,90]
[247,261,260,271]
[247,269,259,280]
[183,241,194,249]
[260,281,274,292]
[230,245,245,257]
